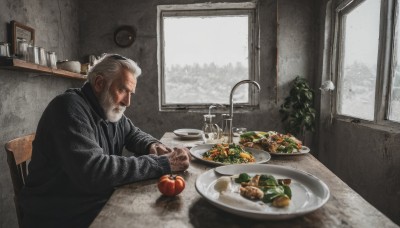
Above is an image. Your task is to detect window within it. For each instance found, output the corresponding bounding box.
[388,1,400,121]
[333,0,400,125]
[157,2,259,111]
[335,0,381,121]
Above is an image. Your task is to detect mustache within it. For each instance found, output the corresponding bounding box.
[113,105,126,113]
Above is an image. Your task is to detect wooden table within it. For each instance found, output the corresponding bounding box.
[90,132,398,228]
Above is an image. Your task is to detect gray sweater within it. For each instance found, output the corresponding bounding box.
[20,82,171,227]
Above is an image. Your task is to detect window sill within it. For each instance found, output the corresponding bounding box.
[334,116,400,134]
[159,104,259,113]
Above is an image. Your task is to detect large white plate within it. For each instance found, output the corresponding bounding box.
[195,164,330,220]
[269,146,311,156]
[173,129,203,139]
[190,144,271,166]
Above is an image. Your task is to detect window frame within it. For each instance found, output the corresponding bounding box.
[331,0,400,128]
[157,2,260,112]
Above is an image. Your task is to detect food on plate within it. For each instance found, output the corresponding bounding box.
[158,174,185,197]
[235,173,292,208]
[240,186,264,200]
[234,173,251,183]
[218,192,265,211]
[240,131,302,153]
[214,176,232,193]
[202,143,256,164]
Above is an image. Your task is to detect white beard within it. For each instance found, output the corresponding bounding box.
[99,89,126,122]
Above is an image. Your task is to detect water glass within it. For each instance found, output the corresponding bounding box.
[16,39,28,61]
[28,45,39,64]
[47,51,57,69]
[38,47,47,66]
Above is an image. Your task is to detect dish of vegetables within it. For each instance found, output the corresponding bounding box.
[189,144,271,166]
[240,131,310,155]
[195,164,330,220]
[235,173,292,207]
[203,143,255,164]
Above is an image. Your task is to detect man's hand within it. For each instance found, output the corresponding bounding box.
[164,147,190,172]
[149,143,173,155]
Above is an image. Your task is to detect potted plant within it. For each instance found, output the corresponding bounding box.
[279,76,316,142]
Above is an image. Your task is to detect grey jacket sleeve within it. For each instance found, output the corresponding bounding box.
[122,117,160,155]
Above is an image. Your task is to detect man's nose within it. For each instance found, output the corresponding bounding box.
[121,94,131,107]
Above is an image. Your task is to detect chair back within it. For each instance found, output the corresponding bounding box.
[5,133,35,227]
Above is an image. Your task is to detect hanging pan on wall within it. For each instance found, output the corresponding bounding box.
[114,25,137,48]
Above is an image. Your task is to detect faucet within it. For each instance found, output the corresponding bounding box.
[225,80,261,143]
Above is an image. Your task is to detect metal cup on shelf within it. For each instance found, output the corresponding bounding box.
[16,38,28,60]
[27,45,39,64]
[0,42,10,57]
[47,51,57,69]
[38,47,47,66]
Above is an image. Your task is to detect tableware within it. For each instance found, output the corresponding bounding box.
[47,51,57,69]
[240,131,310,155]
[38,47,47,66]
[57,60,81,73]
[16,38,28,60]
[195,164,330,220]
[189,144,271,165]
[269,146,310,156]
[232,127,247,137]
[0,42,10,57]
[27,45,39,64]
[202,114,220,144]
[173,129,203,139]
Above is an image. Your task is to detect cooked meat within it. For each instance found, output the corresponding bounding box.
[240,186,264,200]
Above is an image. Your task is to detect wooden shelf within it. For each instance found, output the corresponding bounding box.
[0,57,87,80]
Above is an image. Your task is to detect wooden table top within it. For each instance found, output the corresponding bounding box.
[90,132,398,228]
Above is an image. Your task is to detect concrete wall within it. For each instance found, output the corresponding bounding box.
[0,0,82,227]
[78,0,317,140]
[316,0,400,225]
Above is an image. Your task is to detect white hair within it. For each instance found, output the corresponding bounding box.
[87,54,142,85]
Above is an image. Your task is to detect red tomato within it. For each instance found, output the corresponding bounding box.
[157,174,185,196]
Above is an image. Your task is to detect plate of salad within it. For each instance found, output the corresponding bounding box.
[239,131,310,155]
[195,164,330,220]
[189,143,271,166]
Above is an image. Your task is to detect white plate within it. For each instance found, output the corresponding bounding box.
[195,164,330,220]
[240,131,311,155]
[189,144,271,166]
[173,129,203,139]
[270,146,311,156]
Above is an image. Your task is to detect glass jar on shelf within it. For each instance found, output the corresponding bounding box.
[0,42,10,57]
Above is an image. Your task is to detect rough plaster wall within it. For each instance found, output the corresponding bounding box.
[277,0,317,148]
[277,0,315,97]
[0,0,82,227]
[79,0,316,141]
[317,0,400,225]
[319,121,400,224]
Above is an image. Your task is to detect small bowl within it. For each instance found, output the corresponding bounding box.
[57,60,81,73]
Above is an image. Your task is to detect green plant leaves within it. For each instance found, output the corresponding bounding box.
[279,76,316,137]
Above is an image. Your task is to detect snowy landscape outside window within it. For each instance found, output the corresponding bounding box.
[334,0,400,126]
[336,0,380,121]
[157,3,259,111]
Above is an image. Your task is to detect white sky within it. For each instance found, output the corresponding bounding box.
[344,0,380,66]
[163,16,249,66]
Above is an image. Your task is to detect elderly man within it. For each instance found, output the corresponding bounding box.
[19,54,190,227]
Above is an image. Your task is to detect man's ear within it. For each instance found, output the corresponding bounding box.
[93,75,105,94]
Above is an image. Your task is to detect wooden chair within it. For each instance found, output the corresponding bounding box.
[5,133,35,227]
